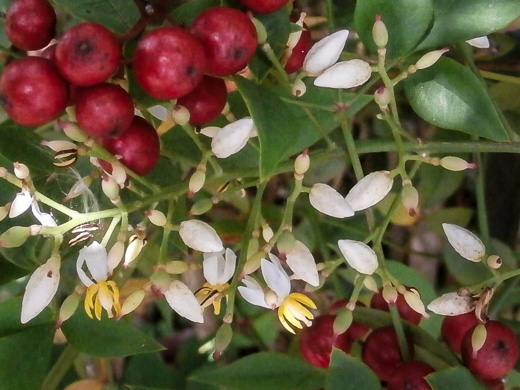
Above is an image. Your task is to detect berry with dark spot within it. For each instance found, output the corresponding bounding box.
[387,361,434,390]
[0,56,68,126]
[55,22,121,86]
[441,311,479,354]
[190,7,257,76]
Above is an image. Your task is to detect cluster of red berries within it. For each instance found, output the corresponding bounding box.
[300,290,518,389]
[0,0,311,176]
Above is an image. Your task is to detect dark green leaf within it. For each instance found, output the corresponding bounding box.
[417,164,465,208]
[189,352,326,390]
[0,254,27,285]
[52,0,140,35]
[0,297,54,338]
[417,0,520,50]
[62,308,164,358]
[325,349,380,390]
[170,0,219,25]
[427,367,488,390]
[443,242,492,285]
[354,0,434,58]
[403,58,510,141]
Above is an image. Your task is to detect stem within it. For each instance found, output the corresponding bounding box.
[41,345,79,390]
[389,305,411,361]
[474,152,490,247]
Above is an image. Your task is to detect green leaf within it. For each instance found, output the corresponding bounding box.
[0,298,54,390]
[354,0,433,58]
[189,352,326,390]
[417,0,520,50]
[0,254,27,285]
[427,367,488,390]
[403,57,510,141]
[61,308,164,358]
[52,0,140,35]
[170,0,219,25]
[417,164,465,208]
[443,242,492,285]
[325,349,380,390]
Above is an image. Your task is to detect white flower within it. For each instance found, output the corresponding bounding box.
[338,239,378,275]
[427,291,476,316]
[211,118,256,158]
[314,59,372,89]
[31,200,57,227]
[466,36,490,49]
[442,223,486,262]
[179,220,224,253]
[309,183,354,218]
[303,30,349,76]
[21,256,60,324]
[345,170,393,211]
[285,241,319,287]
[203,248,237,286]
[238,256,316,333]
[9,187,33,218]
[164,280,204,323]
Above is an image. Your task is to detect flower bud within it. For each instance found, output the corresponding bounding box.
[374,86,391,108]
[118,290,146,319]
[471,323,487,357]
[363,276,378,293]
[440,156,475,171]
[402,288,430,318]
[414,48,449,70]
[212,118,256,159]
[108,240,125,271]
[101,175,120,202]
[264,289,279,309]
[345,170,393,211]
[294,150,310,175]
[165,261,190,274]
[124,235,146,267]
[189,170,206,196]
[172,105,190,125]
[427,291,475,316]
[466,36,490,49]
[382,283,398,304]
[372,15,388,48]
[314,59,372,89]
[179,220,224,252]
[261,224,274,243]
[214,324,233,359]
[110,163,127,188]
[442,223,485,262]
[277,231,296,255]
[401,181,419,217]
[252,17,267,44]
[333,308,353,335]
[486,255,502,269]
[13,162,30,180]
[146,209,167,227]
[292,79,307,97]
[164,279,204,323]
[58,120,88,142]
[149,271,171,295]
[303,30,349,76]
[56,293,81,328]
[243,251,263,275]
[0,226,30,248]
[309,183,354,218]
[0,203,10,222]
[189,198,213,216]
[338,239,378,275]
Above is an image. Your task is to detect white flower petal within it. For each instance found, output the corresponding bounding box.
[338,239,378,275]
[345,170,393,212]
[442,223,486,262]
[238,278,270,309]
[314,59,372,89]
[303,30,349,76]
[31,201,57,227]
[221,248,237,283]
[261,257,290,300]
[286,241,319,287]
[164,280,204,323]
[427,292,476,316]
[203,252,222,286]
[9,188,33,218]
[199,126,220,138]
[466,36,490,49]
[21,257,60,324]
[76,242,109,286]
[148,104,169,121]
[309,183,354,218]
[179,220,223,253]
[211,118,255,158]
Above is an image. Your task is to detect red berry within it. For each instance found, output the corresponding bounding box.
[56,22,121,86]
[387,361,434,390]
[133,26,206,100]
[101,116,160,176]
[5,0,56,51]
[441,312,479,354]
[177,75,227,125]
[0,56,68,126]
[299,314,353,368]
[75,83,134,138]
[284,20,312,74]
[41,43,57,63]
[461,321,519,381]
[362,326,414,381]
[190,7,258,76]
[238,0,288,14]
[371,289,422,325]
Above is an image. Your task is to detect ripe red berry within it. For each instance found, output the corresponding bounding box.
[190,7,258,76]
[284,20,312,74]
[387,361,434,390]
[371,289,422,325]
[5,0,56,51]
[75,83,134,138]
[238,0,288,14]
[461,320,519,381]
[133,26,206,100]
[55,22,121,86]
[299,314,353,368]
[441,312,479,354]
[362,326,414,381]
[177,75,227,126]
[0,56,68,126]
[100,116,160,176]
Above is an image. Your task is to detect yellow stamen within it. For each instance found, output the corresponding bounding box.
[277,293,316,334]
[195,282,229,315]
[83,280,121,320]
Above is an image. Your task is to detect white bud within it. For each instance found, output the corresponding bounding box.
[345,171,393,211]
[338,239,378,275]
[363,276,379,293]
[292,79,307,97]
[401,182,419,217]
[294,151,310,175]
[124,235,146,267]
[119,290,146,318]
[101,175,120,202]
[173,105,190,125]
[415,48,449,70]
[442,223,486,262]
[309,183,354,218]
[382,283,398,304]
[189,171,206,195]
[440,156,475,171]
[199,126,220,138]
[303,30,349,76]
[261,224,274,243]
[402,288,430,319]
[314,60,372,89]
[179,220,224,253]
[211,118,256,158]
[164,280,204,323]
[427,291,475,316]
[372,15,388,48]
[466,36,490,49]
[486,255,502,269]
[107,241,125,271]
[286,240,319,287]
[13,162,30,180]
[148,105,169,121]
[146,209,167,227]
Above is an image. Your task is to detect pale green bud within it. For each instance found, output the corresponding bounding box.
[333,308,353,335]
[214,324,233,359]
[372,15,388,48]
[189,198,213,216]
[0,226,30,248]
